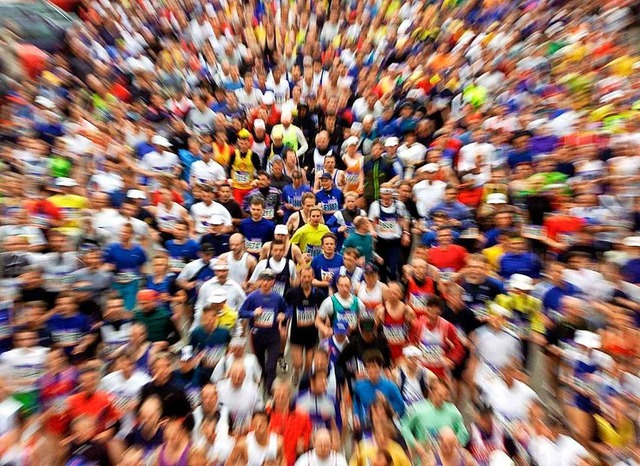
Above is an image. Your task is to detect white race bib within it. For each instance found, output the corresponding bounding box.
[255,310,275,328]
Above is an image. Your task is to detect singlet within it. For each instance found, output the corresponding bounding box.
[383,305,409,358]
[158,442,191,466]
[357,281,384,320]
[133,343,153,374]
[227,252,251,285]
[406,277,435,315]
[231,149,255,189]
[338,208,358,238]
[419,317,449,369]
[376,201,402,239]
[267,257,293,297]
[268,241,295,263]
[291,210,307,234]
[343,156,362,192]
[313,148,333,175]
[246,432,278,466]
[330,295,360,331]
[156,202,183,231]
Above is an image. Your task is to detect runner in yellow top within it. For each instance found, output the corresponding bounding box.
[290,206,330,263]
[47,177,89,236]
[230,129,261,204]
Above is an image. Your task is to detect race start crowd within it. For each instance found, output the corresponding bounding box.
[0,0,640,464]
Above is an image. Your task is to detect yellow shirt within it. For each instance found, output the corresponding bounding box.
[48,194,88,235]
[594,414,635,448]
[483,244,505,271]
[494,292,544,333]
[218,305,238,331]
[231,149,255,190]
[349,440,411,466]
[290,223,330,258]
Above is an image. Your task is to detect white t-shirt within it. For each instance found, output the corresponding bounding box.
[190,159,227,185]
[0,398,21,437]
[190,201,233,235]
[0,347,49,393]
[216,378,263,431]
[196,434,236,466]
[483,378,539,423]
[413,180,447,218]
[211,353,262,385]
[140,150,179,175]
[100,370,151,436]
[529,434,588,466]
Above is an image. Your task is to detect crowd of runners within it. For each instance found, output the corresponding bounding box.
[0,0,639,464]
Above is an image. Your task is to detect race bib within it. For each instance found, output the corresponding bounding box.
[471,305,489,319]
[345,172,359,185]
[320,270,334,282]
[291,196,302,208]
[187,388,201,408]
[113,392,136,411]
[115,271,139,284]
[378,220,397,234]
[0,324,12,340]
[306,245,323,258]
[323,199,339,212]
[52,330,81,344]
[255,309,275,328]
[272,281,286,296]
[296,307,315,327]
[360,308,375,321]
[337,311,358,330]
[245,239,262,251]
[202,346,226,367]
[383,325,406,345]
[235,171,251,184]
[410,293,430,311]
[421,343,445,366]
[169,258,186,270]
[263,208,275,219]
[49,396,68,414]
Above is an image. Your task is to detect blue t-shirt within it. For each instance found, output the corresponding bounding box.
[622,258,640,284]
[165,239,200,263]
[190,326,231,369]
[239,290,289,335]
[311,254,344,283]
[281,183,312,221]
[103,243,148,274]
[0,303,12,353]
[315,188,344,223]
[542,282,579,314]
[499,252,541,279]
[47,313,91,354]
[238,218,275,256]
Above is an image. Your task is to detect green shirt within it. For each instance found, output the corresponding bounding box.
[400,400,469,447]
[342,231,374,264]
[133,308,176,343]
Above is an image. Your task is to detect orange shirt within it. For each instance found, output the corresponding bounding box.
[268,408,312,466]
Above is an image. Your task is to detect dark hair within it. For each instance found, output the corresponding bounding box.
[257,170,269,178]
[321,232,337,244]
[252,410,270,422]
[426,296,444,309]
[272,239,286,247]
[363,349,384,367]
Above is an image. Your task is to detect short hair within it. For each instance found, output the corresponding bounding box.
[302,192,316,203]
[362,349,384,366]
[309,206,324,215]
[343,247,360,258]
[271,239,286,247]
[257,170,269,178]
[250,195,265,207]
[426,296,444,309]
[321,232,337,244]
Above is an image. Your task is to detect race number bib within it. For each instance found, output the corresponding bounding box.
[235,171,251,184]
[378,220,397,234]
[421,343,445,366]
[272,281,286,296]
[115,271,138,284]
[263,208,275,219]
[323,199,339,212]
[383,325,406,345]
[52,330,81,345]
[202,346,226,367]
[296,307,315,327]
[337,311,358,330]
[306,245,323,258]
[169,258,186,270]
[255,309,275,328]
[345,172,359,185]
[245,239,263,251]
[410,293,430,311]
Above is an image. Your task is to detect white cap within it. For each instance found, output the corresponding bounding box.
[55,177,78,188]
[34,96,56,109]
[402,345,422,358]
[207,292,227,304]
[406,88,426,102]
[489,303,512,318]
[127,189,147,200]
[345,136,359,146]
[151,135,172,147]
[508,273,534,291]
[213,260,230,270]
[180,345,194,361]
[417,163,439,174]
[281,109,292,122]
[262,92,275,105]
[489,451,515,466]
[230,336,247,347]
[384,137,399,147]
[487,193,508,205]
[623,236,640,247]
[574,330,601,349]
[274,224,289,236]
[254,119,266,130]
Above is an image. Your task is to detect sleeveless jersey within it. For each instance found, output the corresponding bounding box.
[246,432,278,466]
[357,282,384,321]
[231,149,255,190]
[406,277,435,316]
[330,295,360,331]
[383,307,410,360]
[343,156,362,192]
[227,252,251,285]
[267,257,293,297]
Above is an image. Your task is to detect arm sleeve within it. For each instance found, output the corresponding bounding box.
[238,295,255,319]
[296,127,309,157]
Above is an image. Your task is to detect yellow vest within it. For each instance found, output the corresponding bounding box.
[231,149,255,190]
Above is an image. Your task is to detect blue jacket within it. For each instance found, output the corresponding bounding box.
[353,377,405,424]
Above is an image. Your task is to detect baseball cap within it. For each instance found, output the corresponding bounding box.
[623,236,640,247]
[55,177,79,188]
[207,292,227,304]
[254,119,266,130]
[137,289,158,302]
[384,137,399,147]
[334,321,349,335]
[574,330,601,349]
[402,345,422,358]
[180,345,194,361]
[487,193,508,205]
[262,92,275,105]
[488,303,512,318]
[237,129,251,139]
[213,260,230,270]
[230,336,247,347]
[127,189,147,200]
[151,135,172,147]
[274,224,289,236]
[259,268,276,280]
[201,243,215,254]
[508,274,534,291]
[345,136,359,146]
[320,172,332,180]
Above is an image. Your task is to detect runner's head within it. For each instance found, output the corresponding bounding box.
[251,410,269,435]
[257,170,270,188]
[249,195,265,220]
[363,349,384,382]
[270,239,286,261]
[309,206,323,226]
[321,233,337,257]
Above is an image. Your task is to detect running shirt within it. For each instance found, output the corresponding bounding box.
[311,254,344,285]
[190,201,232,235]
[245,432,278,466]
[287,286,327,333]
[343,156,362,192]
[156,202,185,232]
[100,320,133,359]
[225,252,251,285]
[0,347,49,393]
[357,281,384,320]
[231,150,256,190]
[406,277,436,316]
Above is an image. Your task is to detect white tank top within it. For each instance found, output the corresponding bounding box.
[358,281,383,320]
[246,432,278,466]
[226,252,250,285]
[156,202,183,230]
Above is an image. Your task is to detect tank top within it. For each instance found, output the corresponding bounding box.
[231,149,255,189]
[246,432,278,466]
[292,210,307,234]
[343,156,362,192]
[330,295,360,331]
[376,201,402,239]
[133,343,152,374]
[357,281,384,320]
[282,126,299,152]
[383,305,409,357]
[406,277,435,316]
[267,257,293,297]
[158,442,191,466]
[419,317,449,369]
[268,242,294,263]
[156,202,183,231]
[227,251,250,285]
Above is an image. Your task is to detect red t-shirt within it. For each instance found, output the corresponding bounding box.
[543,215,586,241]
[65,391,121,435]
[427,244,468,272]
[268,408,312,466]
